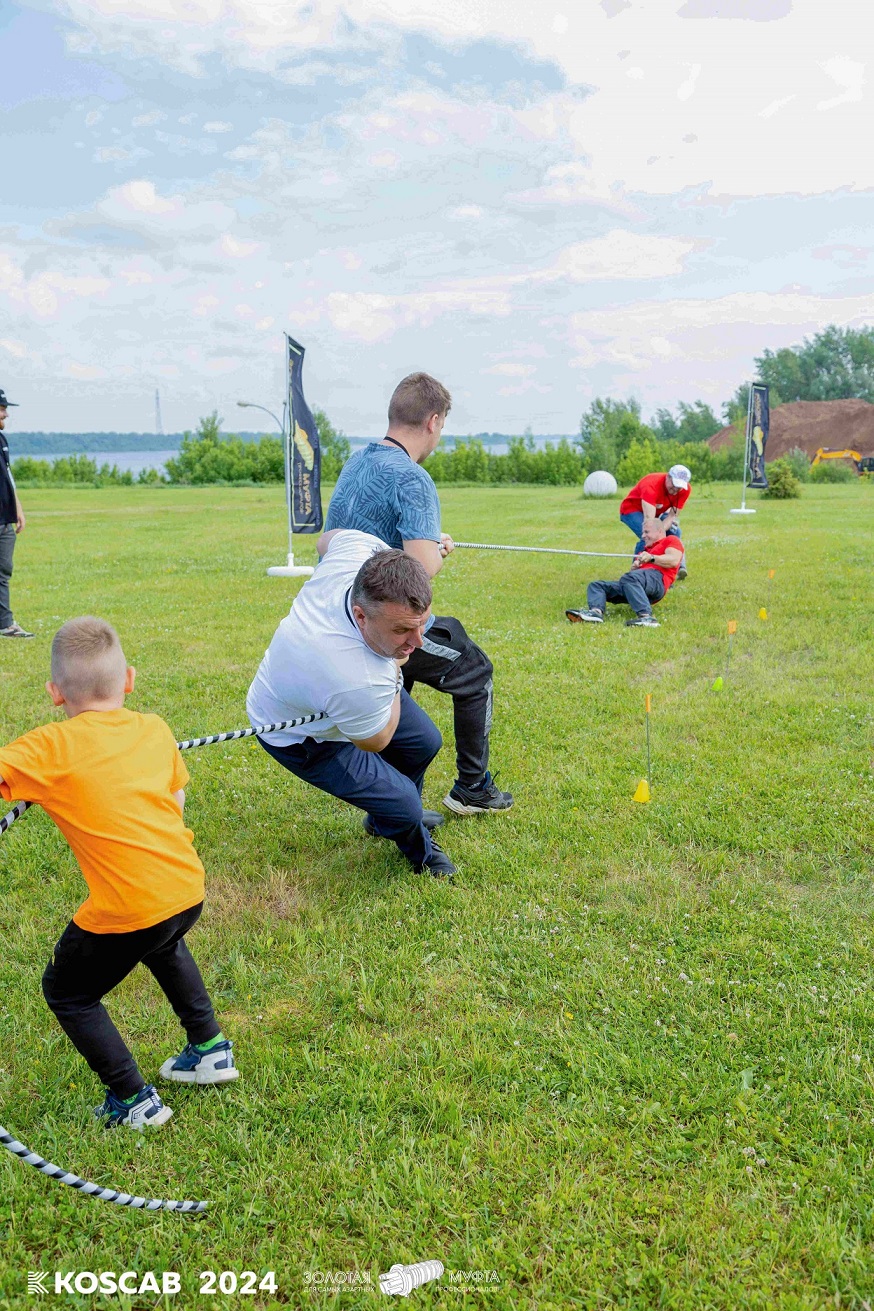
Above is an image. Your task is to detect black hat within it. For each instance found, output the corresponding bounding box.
[0,390,18,408]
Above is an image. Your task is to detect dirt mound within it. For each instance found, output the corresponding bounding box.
[708,399,874,459]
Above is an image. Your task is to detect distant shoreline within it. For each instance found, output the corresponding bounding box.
[9,431,578,457]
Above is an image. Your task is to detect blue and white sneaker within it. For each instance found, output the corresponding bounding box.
[94,1084,173,1131]
[159,1039,239,1085]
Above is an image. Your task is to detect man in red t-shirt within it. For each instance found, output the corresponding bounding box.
[619,463,690,578]
[566,518,683,628]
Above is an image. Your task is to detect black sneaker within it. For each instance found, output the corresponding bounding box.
[566,608,604,624]
[416,838,456,880]
[676,562,688,581]
[626,614,660,628]
[443,771,514,816]
[364,809,444,837]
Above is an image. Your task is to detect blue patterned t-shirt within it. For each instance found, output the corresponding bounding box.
[325,443,441,548]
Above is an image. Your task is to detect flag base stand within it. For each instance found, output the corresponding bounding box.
[730,508,756,515]
[267,553,313,577]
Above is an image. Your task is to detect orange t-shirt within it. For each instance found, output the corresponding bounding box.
[0,709,205,934]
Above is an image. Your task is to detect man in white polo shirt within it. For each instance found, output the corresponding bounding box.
[247,529,456,878]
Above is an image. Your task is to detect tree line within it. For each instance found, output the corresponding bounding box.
[11,325,873,489]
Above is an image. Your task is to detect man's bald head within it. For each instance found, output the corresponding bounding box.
[641,517,664,545]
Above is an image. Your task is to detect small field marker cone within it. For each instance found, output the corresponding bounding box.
[633,693,653,802]
[711,675,724,691]
[759,607,768,620]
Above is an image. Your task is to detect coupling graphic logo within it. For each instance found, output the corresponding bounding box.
[27,1273,48,1295]
[379,1259,444,1297]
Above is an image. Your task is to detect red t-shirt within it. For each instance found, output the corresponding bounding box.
[620,472,690,516]
[636,536,684,591]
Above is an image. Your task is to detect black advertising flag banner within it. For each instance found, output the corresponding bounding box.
[748,383,770,490]
[287,334,323,533]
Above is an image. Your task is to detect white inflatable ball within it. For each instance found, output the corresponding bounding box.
[583,470,618,497]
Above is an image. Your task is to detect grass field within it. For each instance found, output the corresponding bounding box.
[1,481,873,1309]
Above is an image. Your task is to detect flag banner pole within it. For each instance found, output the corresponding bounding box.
[747,384,770,490]
[267,333,320,577]
[731,382,756,515]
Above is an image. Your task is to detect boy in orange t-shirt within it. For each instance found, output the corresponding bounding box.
[0,616,238,1129]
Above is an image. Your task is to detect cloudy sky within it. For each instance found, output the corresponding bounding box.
[1,0,870,435]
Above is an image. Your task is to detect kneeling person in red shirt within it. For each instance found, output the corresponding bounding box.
[566,518,684,629]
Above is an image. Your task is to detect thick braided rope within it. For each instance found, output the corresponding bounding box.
[1,715,327,837]
[454,540,631,559]
[0,1124,207,1212]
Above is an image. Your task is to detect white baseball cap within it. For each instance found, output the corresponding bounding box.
[668,464,691,489]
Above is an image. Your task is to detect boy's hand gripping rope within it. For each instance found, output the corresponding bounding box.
[0,1124,207,1212]
[0,714,327,837]
[0,712,325,1211]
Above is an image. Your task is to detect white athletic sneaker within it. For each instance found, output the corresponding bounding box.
[159,1039,239,1085]
[566,608,604,623]
[93,1084,173,1130]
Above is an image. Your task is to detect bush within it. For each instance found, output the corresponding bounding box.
[809,458,857,483]
[616,437,663,488]
[426,437,587,486]
[761,459,801,499]
[783,447,811,482]
[11,454,134,487]
[165,409,351,486]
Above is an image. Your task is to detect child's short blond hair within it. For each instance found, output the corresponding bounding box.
[51,617,127,703]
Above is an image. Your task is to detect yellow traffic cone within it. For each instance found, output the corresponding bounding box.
[633,778,651,803]
[711,676,723,691]
[759,607,768,620]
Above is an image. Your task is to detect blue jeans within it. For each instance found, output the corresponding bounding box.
[620,511,681,556]
[258,689,442,869]
[587,569,666,617]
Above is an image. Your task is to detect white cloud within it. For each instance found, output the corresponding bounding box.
[132,110,166,126]
[817,57,865,111]
[203,120,233,132]
[66,361,109,379]
[55,0,871,197]
[219,234,260,257]
[548,230,696,282]
[93,180,237,238]
[486,362,536,377]
[0,338,28,359]
[566,289,874,404]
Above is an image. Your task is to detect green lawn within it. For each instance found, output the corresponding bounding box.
[1,481,873,1309]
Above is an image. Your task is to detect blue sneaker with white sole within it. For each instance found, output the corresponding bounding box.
[159,1039,239,1085]
[94,1084,173,1131]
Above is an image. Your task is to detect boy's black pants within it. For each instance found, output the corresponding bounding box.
[401,614,493,787]
[42,903,219,1100]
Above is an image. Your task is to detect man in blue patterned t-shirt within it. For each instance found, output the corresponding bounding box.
[325,373,513,815]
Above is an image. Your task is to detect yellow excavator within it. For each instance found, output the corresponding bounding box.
[811,447,874,474]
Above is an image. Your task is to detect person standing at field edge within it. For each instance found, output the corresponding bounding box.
[619,463,691,581]
[0,387,33,637]
[325,373,513,816]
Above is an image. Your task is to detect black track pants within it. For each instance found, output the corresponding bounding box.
[402,615,493,787]
[42,903,219,1100]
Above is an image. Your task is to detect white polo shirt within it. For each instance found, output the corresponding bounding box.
[246,530,401,748]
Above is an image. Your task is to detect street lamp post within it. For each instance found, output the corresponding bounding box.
[237,400,314,577]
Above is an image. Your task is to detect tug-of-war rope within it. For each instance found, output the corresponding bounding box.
[0,712,325,1212]
[455,540,631,559]
[0,1124,208,1213]
[0,715,326,838]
